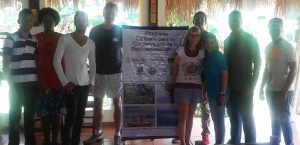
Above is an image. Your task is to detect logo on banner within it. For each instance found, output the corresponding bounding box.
[148,67,157,75]
[126,57,146,64]
[137,67,145,74]
[151,57,165,62]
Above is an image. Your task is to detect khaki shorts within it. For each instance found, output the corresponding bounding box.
[94,73,123,98]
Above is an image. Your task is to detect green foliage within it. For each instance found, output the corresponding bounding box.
[167,12,193,26]
[90,17,104,26]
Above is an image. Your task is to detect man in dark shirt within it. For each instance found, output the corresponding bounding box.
[83,2,123,145]
[224,11,261,144]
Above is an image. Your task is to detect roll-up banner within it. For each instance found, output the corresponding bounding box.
[122,26,188,140]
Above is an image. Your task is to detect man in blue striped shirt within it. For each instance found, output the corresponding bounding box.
[2,9,38,145]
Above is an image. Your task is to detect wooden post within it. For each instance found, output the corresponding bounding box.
[28,0,40,26]
[149,0,157,26]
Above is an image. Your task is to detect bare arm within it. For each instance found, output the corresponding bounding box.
[220,70,228,94]
[259,65,268,100]
[280,42,297,102]
[242,37,261,97]
[281,61,296,102]
[217,70,228,105]
[217,53,228,105]
[172,54,180,82]
[88,42,96,86]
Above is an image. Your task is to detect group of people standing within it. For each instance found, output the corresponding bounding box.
[3,2,122,145]
[1,1,297,145]
[172,10,296,145]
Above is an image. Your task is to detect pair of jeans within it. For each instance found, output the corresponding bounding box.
[200,97,211,136]
[8,84,38,145]
[226,91,256,144]
[266,91,294,145]
[62,86,89,145]
[208,98,225,144]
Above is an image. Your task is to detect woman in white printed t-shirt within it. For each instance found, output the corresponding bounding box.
[172,26,204,145]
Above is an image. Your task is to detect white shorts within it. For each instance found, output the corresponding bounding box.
[94,73,123,98]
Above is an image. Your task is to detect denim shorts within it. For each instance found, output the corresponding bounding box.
[174,88,201,104]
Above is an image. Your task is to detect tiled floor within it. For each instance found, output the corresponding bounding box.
[1,100,300,145]
[0,115,299,145]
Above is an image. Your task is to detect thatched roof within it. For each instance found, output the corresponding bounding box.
[165,0,300,24]
[44,0,139,11]
[2,0,299,23]
[109,0,139,11]
[44,0,67,10]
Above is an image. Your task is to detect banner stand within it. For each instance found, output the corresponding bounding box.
[121,26,188,143]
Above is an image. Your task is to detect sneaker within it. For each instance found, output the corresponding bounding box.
[114,135,122,145]
[83,131,104,145]
[171,138,180,144]
[202,135,210,145]
[186,140,193,145]
[227,139,232,144]
[270,136,281,145]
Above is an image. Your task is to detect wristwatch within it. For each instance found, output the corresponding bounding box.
[220,91,225,96]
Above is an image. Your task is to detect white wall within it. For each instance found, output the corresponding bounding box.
[139,0,149,26]
[157,0,166,26]
[20,0,28,10]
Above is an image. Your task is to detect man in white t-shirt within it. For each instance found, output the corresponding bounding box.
[260,18,297,145]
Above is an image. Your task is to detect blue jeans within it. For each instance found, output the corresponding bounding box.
[266,91,294,145]
[226,91,256,144]
[208,98,225,144]
[200,95,211,136]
